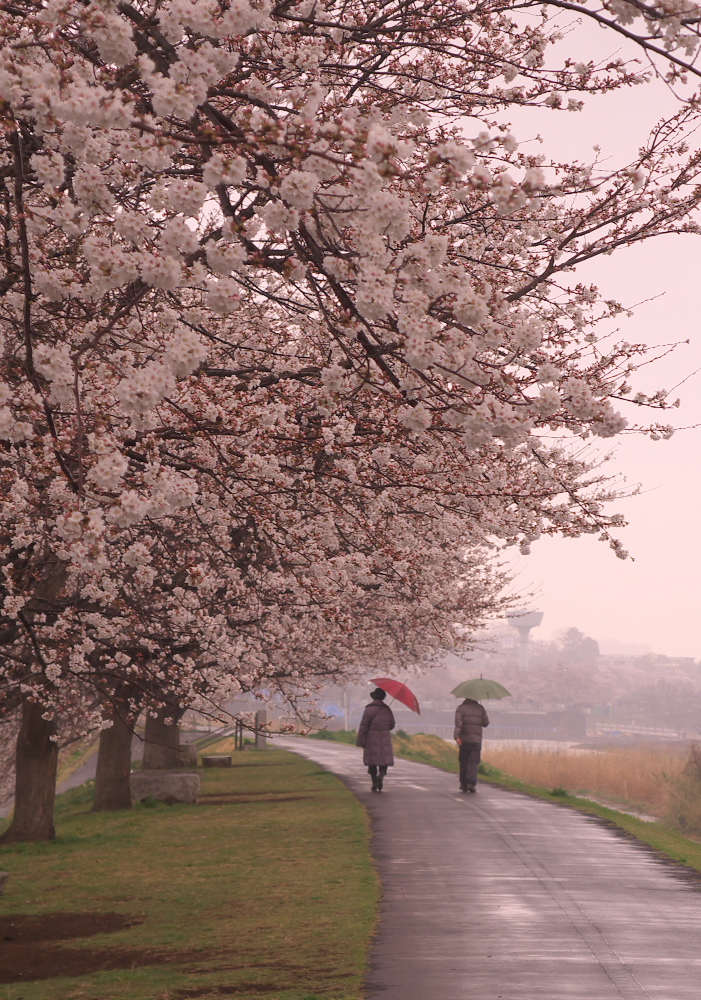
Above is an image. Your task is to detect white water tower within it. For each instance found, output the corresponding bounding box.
[507,610,544,670]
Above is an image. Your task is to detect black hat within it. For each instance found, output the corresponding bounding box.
[371,688,386,700]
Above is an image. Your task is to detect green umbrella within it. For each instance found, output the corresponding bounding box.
[451,678,512,701]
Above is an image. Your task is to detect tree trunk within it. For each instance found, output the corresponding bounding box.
[0,699,58,843]
[92,695,137,812]
[142,705,185,770]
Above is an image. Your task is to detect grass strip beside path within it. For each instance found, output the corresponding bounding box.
[309,730,701,874]
[0,749,377,1000]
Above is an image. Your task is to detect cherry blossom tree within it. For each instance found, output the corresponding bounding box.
[0,317,515,823]
[3,0,701,839]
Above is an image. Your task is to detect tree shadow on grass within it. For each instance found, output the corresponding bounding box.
[196,793,318,806]
[174,988,290,997]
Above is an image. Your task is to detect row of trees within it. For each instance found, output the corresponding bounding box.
[2,0,701,840]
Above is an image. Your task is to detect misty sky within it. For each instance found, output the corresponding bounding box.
[494,26,701,659]
[514,241,701,659]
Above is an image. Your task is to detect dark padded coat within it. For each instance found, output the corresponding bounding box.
[454,699,489,743]
[356,702,395,766]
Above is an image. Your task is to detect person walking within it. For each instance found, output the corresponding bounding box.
[356,688,395,792]
[454,697,489,793]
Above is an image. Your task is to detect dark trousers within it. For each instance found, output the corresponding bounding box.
[368,765,388,777]
[459,742,482,788]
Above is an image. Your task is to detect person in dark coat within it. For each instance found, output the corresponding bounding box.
[356,688,395,792]
[454,697,489,793]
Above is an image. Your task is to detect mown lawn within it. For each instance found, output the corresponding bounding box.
[0,749,377,1000]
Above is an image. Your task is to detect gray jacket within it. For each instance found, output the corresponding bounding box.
[356,702,395,766]
[454,699,489,743]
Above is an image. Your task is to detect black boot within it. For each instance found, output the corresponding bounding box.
[376,773,384,792]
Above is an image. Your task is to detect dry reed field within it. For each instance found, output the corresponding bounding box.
[482,744,688,816]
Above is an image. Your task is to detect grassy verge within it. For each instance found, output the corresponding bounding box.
[309,730,701,873]
[0,749,377,1000]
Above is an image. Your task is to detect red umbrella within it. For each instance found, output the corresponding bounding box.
[371,678,421,715]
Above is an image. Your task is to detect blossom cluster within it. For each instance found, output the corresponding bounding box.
[1,0,699,744]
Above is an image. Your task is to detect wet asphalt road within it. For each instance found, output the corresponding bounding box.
[276,737,701,1000]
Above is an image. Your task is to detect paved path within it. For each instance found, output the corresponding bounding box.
[276,737,701,1000]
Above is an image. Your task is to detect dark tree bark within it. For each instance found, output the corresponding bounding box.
[0,699,58,843]
[142,704,185,770]
[92,691,138,812]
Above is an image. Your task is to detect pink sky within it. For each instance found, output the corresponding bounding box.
[497,30,701,658]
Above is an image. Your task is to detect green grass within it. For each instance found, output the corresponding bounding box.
[308,731,357,746]
[310,730,701,874]
[0,749,377,1000]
